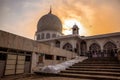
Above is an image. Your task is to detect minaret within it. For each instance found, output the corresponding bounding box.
[72,24,79,35]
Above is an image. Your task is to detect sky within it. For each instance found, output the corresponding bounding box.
[0,0,120,39]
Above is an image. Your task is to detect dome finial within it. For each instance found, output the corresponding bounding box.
[49,6,52,14]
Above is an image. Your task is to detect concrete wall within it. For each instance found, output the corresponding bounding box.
[0,30,77,74]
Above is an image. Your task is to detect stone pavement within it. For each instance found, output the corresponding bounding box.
[16,76,89,80]
[1,74,90,80]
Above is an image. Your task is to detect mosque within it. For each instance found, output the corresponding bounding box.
[35,9,120,58]
[0,8,120,77]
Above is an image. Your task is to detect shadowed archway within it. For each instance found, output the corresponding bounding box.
[89,43,101,58]
[103,41,117,57]
[63,43,73,51]
[80,40,87,56]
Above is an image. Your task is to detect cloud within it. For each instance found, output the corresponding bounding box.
[0,0,120,39]
[52,0,120,35]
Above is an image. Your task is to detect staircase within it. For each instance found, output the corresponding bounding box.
[59,57,120,79]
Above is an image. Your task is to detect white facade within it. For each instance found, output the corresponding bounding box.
[37,32,120,58]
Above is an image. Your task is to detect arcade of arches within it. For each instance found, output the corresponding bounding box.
[62,41,118,58]
[88,41,117,58]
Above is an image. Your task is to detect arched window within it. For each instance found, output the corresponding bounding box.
[46,33,50,39]
[52,34,56,38]
[41,33,44,39]
[103,41,117,57]
[89,43,101,52]
[37,34,40,40]
[63,43,73,51]
[55,40,60,48]
[104,41,116,50]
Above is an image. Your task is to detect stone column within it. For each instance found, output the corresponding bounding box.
[31,52,38,73]
[78,42,81,56]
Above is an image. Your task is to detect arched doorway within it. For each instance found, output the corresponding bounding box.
[63,43,73,51]
[80,41,87,56]
[89,43,101,58]
[103,41,117,57]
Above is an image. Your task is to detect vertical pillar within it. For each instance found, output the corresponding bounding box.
[31,52,38,73]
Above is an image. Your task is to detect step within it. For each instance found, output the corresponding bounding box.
[82,59,118,62]
[76,62,120,65]
[35,71,120,80]
[78,61,118,64]
[59,73,120,80]
[34,72,92,80]
[79,61,118,63]
[66,68,120,72]
[70,66,120,69]
[73,64,120,66]
[83,58,118,60]
[61,70,120,76]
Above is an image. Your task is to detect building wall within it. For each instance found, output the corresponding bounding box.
[39,38,80,53]
[38,34,120,57]
[0,30,77,77]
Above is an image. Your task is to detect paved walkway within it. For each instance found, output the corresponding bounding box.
[1,74,90,80]
[17,76,89,80]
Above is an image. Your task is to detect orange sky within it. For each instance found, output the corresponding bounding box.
[0,0,120,39]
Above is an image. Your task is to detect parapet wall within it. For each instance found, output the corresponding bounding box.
[0,30,77,72]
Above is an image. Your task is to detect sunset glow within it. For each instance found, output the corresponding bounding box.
[63,19,87,35]
[0,0,120,39]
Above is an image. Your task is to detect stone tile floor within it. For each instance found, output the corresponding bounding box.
[17,77,89,80]
[1,74,90,80]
